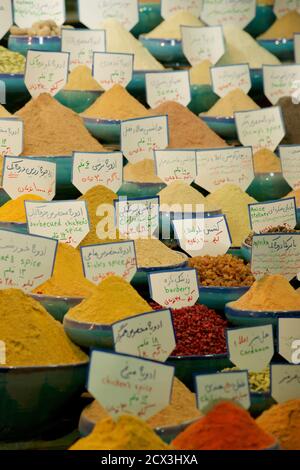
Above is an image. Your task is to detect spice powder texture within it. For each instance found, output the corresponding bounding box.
[0,194,45,223]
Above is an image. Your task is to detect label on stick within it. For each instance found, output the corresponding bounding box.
[249,198,297,233]
[295,34,300,64]
[181,26,225,66]
[200,0,256,28]
[279,145,300,190]
[115,197,159,240]
[263,65,300,105]
[78,0,139,31]
[0,118,23,157]
[61,29,106,70]
[93,52,133,91]
[154,149,196,185]
[278,317,300,364]
[0,0,13,40]
[0,340,5,365]
[161,0,203,19]
[211,64,251,97]
[146,71,191,108]
[13,0,65,28]
[274,0,299,18]
[271,364,300,403]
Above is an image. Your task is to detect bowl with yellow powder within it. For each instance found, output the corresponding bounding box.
[0,194,46,233]
[119,159,166,198]
[245,5,276,38]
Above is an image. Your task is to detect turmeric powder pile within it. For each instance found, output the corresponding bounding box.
[0,194,45,223]
[124,159,164,184]
[284,189,300,207]
[189,60,212,86]
[0,105,12,118]
[253,148,281,173]
[205,89,259,118]
[63,65,103,91]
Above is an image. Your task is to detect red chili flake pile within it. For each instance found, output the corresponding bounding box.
[151,302,228,356]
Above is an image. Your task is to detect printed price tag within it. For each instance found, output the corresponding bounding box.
[251,233,300,281]
[278,317,300,364]
[196,147,254,192]
[279,145,300,190]
[112,309,176,362]
[173,215,232,257]
[0,0,13,40]
[211,64,251,98]
[0,81,5,104]
[115,197,159,239]
[25,200,90,248]
[295,34,300,64]
[161,0,203,18]
[146,71,191,108]
[121,116,168,164]
[201,0,256,28]
[87,350,174,420]
[0,118,23,157]
[195,371,251,412]
[148,268,199,309]
[13,0,65,28]
[154,149,196,186]
[271,364,300,403]
[2,156,56,201]
[0,230,57,292]
[25,50,69,98]
[0,340,5,365]
[263,65,300,105]
[72,151,123,194]
[249,198,297,233]
[61,29,106,71]
[78,0,139,31]
[235,107,286,153]
[274,0,300,18]
[93,52,134,91]
[81,241,137,284]
[181,26,225,66]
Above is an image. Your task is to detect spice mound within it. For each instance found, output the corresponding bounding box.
[189,60,212,86]
[253,148,281,173]
[0,46,26,74]
[188,254,255,287]
[205,89,259,118]
[245,224,298,246]
[0,289,87,366]
[0,105,12,118]
[70,415,170,450]
[10,20,62,37]
[284,189,300,207]
[65,275,150,324]
[82,84,148,120]
[231,274,300,311]
[64,65,103,91]
[16,93,104,156]
[124,159,163,184]
[134,239,185,268]
[145,11,204,40]
[257,399,300,450]
[33,243,97,298]
[0,194,44,223]
[172,401,276,450]
[223,367,270,393]
[158,181,218,212]
[277,96,300,145]
[258,11,300,40]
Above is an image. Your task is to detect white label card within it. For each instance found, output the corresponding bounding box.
[81,241,137,284]
[274,0,300,18]
[88,350,174,420]
[196,147,254,192]
[251,233,300,281]
[61,29,106,71]
[161,0,203,19]
[113,309,176,362]
[263,65,300,106]
[249,198,297,232]
[271,364,300,403]
[295,34,300,64]
[93,52,134,91]
[0,230,57,292]
[115,197,159,240]
[181,26,225,66]
[121,116,168,165]
[0,118,23,158]
[72,151,123,194]
[201,0,256,28]
[148,268,199,309]
[235,107,286,153]
[78,0,139,31]
[146,71,191,108]
[0,0,13,40]
[0,340,5,365]
[25,51,69,98]
[154,149,196,186]
[2,156,56,201]
[211,64,251,98]
[13,0,65,28]
[279,145,300,190]
[195,371,251,412]
[173,215,232,257]
[25,200,90,248]
[278,318,300,364]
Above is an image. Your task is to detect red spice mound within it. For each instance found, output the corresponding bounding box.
[172,401,276,450]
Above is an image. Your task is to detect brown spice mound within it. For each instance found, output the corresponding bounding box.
[245,224,299,246]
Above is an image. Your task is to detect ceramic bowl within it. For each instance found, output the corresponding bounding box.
[139,36,188,66]
[250,68,263,101]
[118,181,166,198]
[132,3,162,38]
[245,5,276,38]
[257,38,294,61]
[83,117,121,145]
[0,74,30,113]
[225,302,300,328]
[200,116,237,140]
[63,316,113,349]
[247,172,291,202]
[241,242,251,263]
[30,294,84,323]
[0,222,27,234]
[250,391,275,417]
[199,286,251,311]
[189,85,219,115]
[8,35,61,56]
[55,90,102,114]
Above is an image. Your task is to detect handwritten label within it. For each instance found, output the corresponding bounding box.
[149,268,199,309]
[249,198,297,233]
[196,147,254,192]
[72,151,123,194]
[112,310,176,362]
[115,197,159,240]
[181,26,225,66]
[81,241,137,284]
[279,145,300,190]
[0,230,57,292]
[295,34,300,64]
[271,364,300,403]
[25,200,90,248]
[0,118,23,158]
[195,371,251,412]
[61,29,106,71]
[0,81,5,104]
[173,215,232,257]
[2,156,56,201]
[274,0,300,18]
[93,52,133,91]
[278,318,300,364]
[154,149,196,186]
[121,116,168,164]
[13,0,65,28]
[25,51,69,98]
[0,340,5,364]
[235,107,285,153]
[201,0,256,28]
[0,0,13,40]
[211,64,251,98]
[87,350,174,420]
[251,233,300,281]
[161,0,203,18]
[263,64,300,105]
[146,71,191,108]
[78,0,139,31]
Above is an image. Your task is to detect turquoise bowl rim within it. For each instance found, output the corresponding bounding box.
[0,73,24,78]
[139,35,182,45]
[83,116,121,125]
[257,37,293,44]
[201,115,235,123]
[58,89,102,96]
[9,34,61,41]
[30,292,84,304]
[199,285,251,294]
[169,352,228,360]
[225,302,300,318]
[0,359,89,371]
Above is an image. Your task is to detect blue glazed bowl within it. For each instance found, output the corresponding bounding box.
[225,302,300,328]
[0,74,30,112]
[0,222,27,234]
[250,68,263,100]
[0,361,88,440]
[63,316,114,349]
[0,188,10,206]
[189,85,219,115]
[8,35,61,56]
[200,116,237,140]
[228,247,243,258]
[55,90,102,114]
[245,5,276,38]
[83,117,121,145]
[241,242,251,263]
[250,391,275,417]
[257,38,294,61]
[118,181,166,198]
[127,70,148,102]
[30,294,84,323]
[297,208,300,229]
[139,36,188,66]
[199,286,250,311]
[247,172,291,202]
[132,3,162,38]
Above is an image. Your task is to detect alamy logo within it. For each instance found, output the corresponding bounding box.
[291,340,300,364]
[291,80,300,105]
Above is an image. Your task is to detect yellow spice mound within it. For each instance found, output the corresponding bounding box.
[259,11,300,40]
[0,289,87,366]
[82,84,148,120]
[253,148,281,173]
[159,181,217,212]
[0,105,12,117]
[189,60,212,86]
[124,159,163,184]
[65,275,150,324]
[145,10,204,40]
[134,239,185,268]
[0,194,45,223]
[64,65,103,91]
[206,89,259,117]
[231,275,300,311]
[285,189,300,207]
